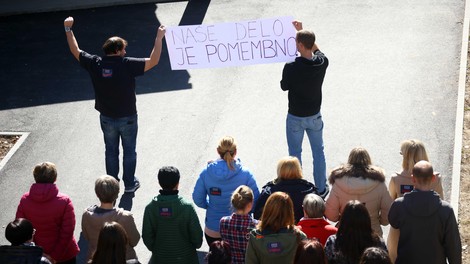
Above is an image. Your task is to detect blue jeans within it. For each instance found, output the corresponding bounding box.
[100,114,138,188]
[286,112,327,192]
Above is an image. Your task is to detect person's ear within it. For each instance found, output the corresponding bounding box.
[431,174,437,182]
[411,175,417,184]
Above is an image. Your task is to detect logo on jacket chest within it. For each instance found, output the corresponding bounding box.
[159,207,172,217]
[209,187,222,196]
[267,242,282,254]
[400,184,414,194]
[102,68,113,78]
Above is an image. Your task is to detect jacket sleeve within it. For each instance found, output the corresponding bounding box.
[435,174,444,199]
[324,185,340,222]
[188,204,203,249]
[192,170,208,209]
[142,204,156,251]
[15,197,25,219]
[122,213,140,247]
[81,210,90,241]
[51,197,77,261]
[388,177,398,200]
[280,64,290,91]
[444,208,462,264]
[253,188,269,220]
[247,174,260,205]
[379,183,393,226]
[388,201,400,229]
[245,236,260,264]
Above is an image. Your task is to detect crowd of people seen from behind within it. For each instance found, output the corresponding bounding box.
[0,15,462,264]
[0,136,462,264]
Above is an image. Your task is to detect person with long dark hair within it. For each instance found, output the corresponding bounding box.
[293,239,326,264]
[90,222,139,264]
[324,200,386,264]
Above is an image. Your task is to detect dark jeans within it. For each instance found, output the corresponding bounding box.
[100,114,139,188]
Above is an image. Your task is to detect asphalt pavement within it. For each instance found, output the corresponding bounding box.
[0,0,466,263]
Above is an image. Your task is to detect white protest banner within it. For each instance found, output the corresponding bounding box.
[165,16,297,70]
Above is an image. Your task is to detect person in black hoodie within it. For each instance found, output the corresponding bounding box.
[388,160,461,264]
[280,20,329,199]
[254,156,317,222]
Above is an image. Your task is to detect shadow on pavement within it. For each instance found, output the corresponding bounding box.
[0,1,210,111]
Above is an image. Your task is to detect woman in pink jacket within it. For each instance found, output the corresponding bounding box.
[325,147,393,237]
[16,162,79,264]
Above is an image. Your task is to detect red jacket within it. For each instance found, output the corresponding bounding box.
[297,218,337,246]
[16,183,79,262]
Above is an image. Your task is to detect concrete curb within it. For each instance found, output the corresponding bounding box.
[451,0,470,220]
[0,132,29,172]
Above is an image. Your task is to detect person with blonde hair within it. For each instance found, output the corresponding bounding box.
[387,139,444,262]
[246,192,307,264]
[220,185,259,264]
[193,136,259,246]
[254,156,317,222]
[325,148,393,237]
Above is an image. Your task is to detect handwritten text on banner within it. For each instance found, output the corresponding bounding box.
[165,17,297,70]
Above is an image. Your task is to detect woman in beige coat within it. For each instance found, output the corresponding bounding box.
[387,139,444,262]
[325,147,393,237]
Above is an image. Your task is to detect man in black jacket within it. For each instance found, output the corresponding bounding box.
[280,20,329,198]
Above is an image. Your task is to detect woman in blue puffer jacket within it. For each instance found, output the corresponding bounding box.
[192,136,260,246]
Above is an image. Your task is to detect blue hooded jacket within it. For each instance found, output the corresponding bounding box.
[192,158,259,232]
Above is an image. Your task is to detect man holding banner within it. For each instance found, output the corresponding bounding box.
[280,21,329,198]
[64,16,166,193]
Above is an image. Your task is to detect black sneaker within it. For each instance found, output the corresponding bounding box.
[318,184,330,199]
[124,181,141,193]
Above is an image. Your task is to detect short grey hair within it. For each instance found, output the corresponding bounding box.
[303,193,325,218]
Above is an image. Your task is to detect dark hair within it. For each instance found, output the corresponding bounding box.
[206,240,232,264]
[90,222,128,264]
[360,247,392,264]
[296,30,316,50]
[335,200,382,263]
[157,166,180,190]
[5,218,34,246]
[294,239,326,264]
[95,175,119,203]
[33,162,57,183]
[102,36,128,55]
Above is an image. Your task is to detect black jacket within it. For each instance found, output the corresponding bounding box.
[254,179,317,222]
[0,245,51,264]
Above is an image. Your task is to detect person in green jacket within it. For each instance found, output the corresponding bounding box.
[142,166,203,264]
[245,191,307,264]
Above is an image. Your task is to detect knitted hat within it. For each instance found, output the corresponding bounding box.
[157,166,180,190]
